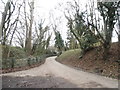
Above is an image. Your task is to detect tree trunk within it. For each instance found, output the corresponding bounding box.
[1,1,10,45]
[117,9,120,61]
[24,0,34,56]
[102,7,115,60]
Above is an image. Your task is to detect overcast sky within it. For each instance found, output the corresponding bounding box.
[32,0,118,44]
[0,0,118,46]
[34,0,88,45]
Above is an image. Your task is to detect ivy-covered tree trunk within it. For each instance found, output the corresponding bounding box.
[98,2,118,60]
[118,9,120,61]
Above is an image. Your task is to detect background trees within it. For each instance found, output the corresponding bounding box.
[32,20,51,55]
[97,2,119,59]
[0,0,119,61]
[0,0,54,59]
[64,0,98,58]
[66,30,78,50]
[0,0,23,59]
[63,0,119,59]
[54,30,64,55]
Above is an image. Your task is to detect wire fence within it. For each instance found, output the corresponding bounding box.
[1,54,56,69]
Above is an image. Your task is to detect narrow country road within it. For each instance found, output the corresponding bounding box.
[2,56,118,88]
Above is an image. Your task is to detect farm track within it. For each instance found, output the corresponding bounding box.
[1,56,118,88]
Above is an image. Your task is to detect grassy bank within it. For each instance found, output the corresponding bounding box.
[57,43,118,79]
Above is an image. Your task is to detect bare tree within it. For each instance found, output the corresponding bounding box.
[0,0,15,45]
[15,20,26,48]
[31,20,51,55]
[24,0,34,56]
[0,0,24,59]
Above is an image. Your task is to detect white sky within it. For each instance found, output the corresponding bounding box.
[34,0,88,45]
[0,0,118,46]
[34,0,118,44]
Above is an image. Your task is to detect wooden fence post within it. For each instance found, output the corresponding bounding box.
[11,58,15,68]
[27,58,31,66]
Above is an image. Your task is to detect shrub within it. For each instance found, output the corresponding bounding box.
[2,45,26,59]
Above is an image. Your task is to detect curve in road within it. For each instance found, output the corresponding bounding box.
[2,56,118,88]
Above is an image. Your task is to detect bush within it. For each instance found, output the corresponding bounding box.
[2,55,46,69]
[2,45,26,59]
[9,47,26,59]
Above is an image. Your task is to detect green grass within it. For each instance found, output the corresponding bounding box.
[58,49,80,60]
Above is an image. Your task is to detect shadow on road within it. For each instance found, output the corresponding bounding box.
[2,75,78,88]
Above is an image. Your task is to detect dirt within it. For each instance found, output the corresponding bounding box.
[57,42,119,79]
[1,57,118,88]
